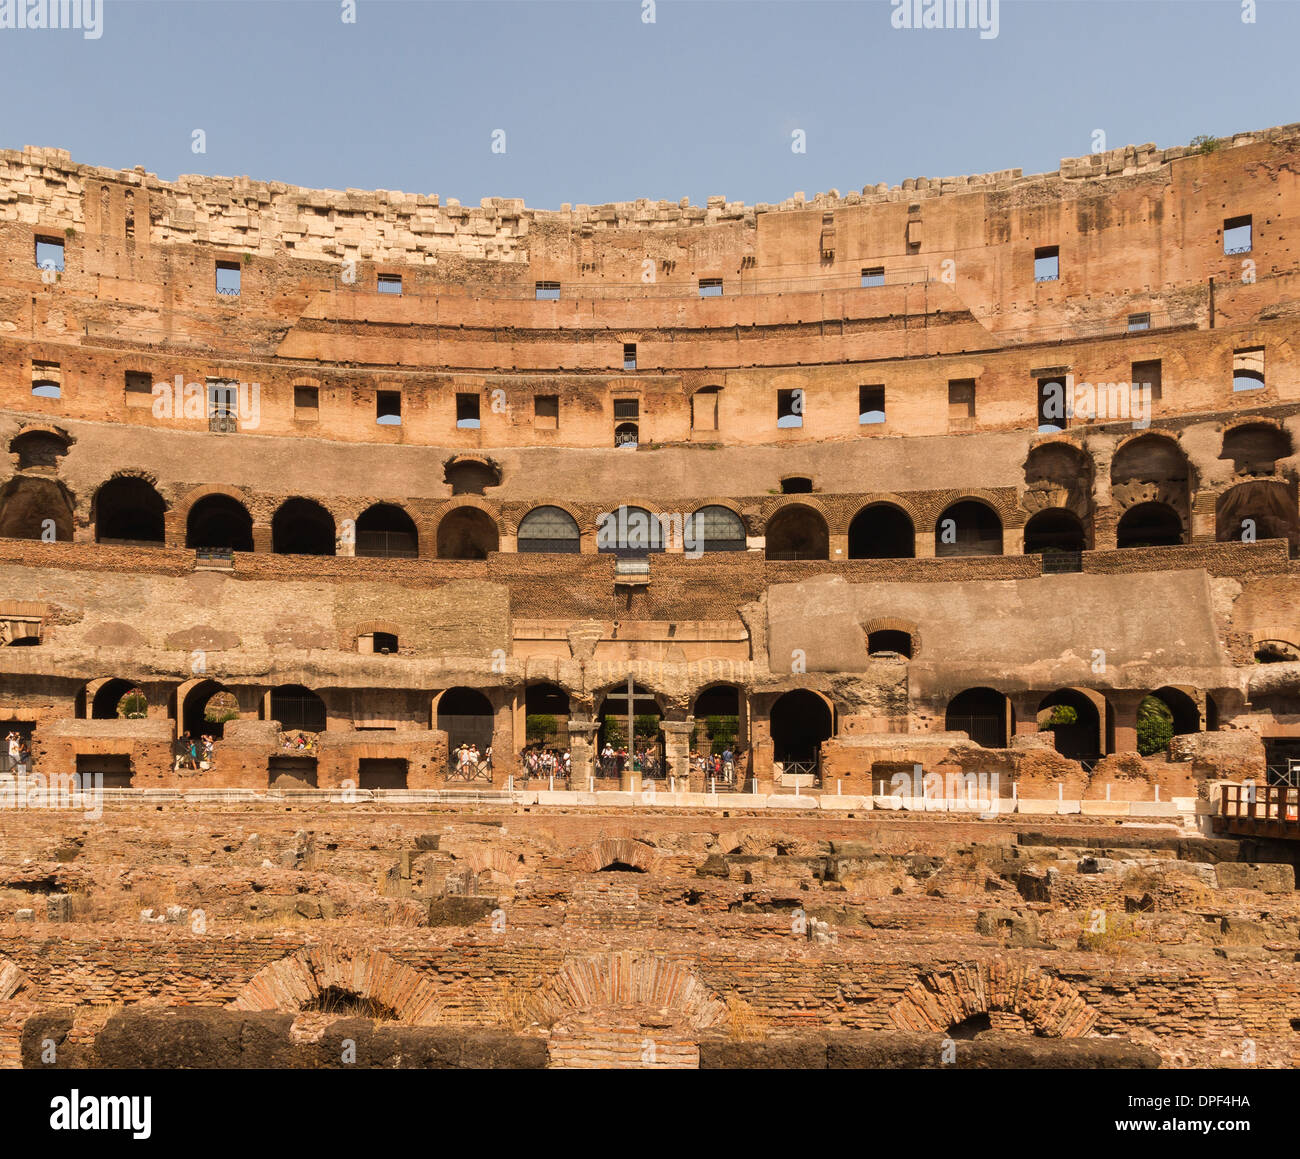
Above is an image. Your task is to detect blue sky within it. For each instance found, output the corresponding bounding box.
[0,0,1295,208]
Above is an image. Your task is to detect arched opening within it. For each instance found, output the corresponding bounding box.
[517,506,581,554]
[1254,639,1300,664]
[1023,508,1086,555]
[0,476,74,542]
[1151,686,1199,737]
[945,687,1013,748]
[272,498,336,556]
[848,504,915,559]
[186,494,254,552]
[765,505,829,560]
[614,422,639,449]
[181,680,239,740]
[268,684,327,733]
[597,507,664,555]
[867,630,912,659]
[935,500,1003,557]
[356,503,418,558]
[10,429,69,472]
[769,690,833,768]
[1117,502,1183,548]
[1037,689,1103,764]
[1216,481,1300,556]
[437,507,499,559]
[690,505,747,553]
[1220,422,1291,476]
[524,681,570,747]
[596,683,663,773]
[443,458,501,496]
[90,678,147,720]
[437,687,495,757]
[692,684,742,757]
[94,477,165,545]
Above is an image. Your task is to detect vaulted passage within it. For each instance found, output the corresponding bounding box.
[934,501,1002,557]
[272,498,335,556]
[765,505,829,560]
[848,504,915,559]
[945,687,1012,748]
[437,508,499,559]
[186,494,254,552]
[95,477,165,546]
[356,503,418,558]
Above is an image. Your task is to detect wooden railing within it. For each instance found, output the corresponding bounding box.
[1219,784,1300,831]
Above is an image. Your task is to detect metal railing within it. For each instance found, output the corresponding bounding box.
[447,758,493,782]
[1040,551,1083,574]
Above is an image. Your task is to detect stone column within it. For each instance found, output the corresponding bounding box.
[1109,690,1147,755]
[661,719,695,789]
[567,720,599,787]
[1010,692,1041,738]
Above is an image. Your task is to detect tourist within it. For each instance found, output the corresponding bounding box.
[15,741,29,775]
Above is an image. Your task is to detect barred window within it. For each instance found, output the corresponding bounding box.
[691,505,746,552]
[517,506,580,553]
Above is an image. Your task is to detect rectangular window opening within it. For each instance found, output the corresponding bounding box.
[948,379,976,421]
[377,273,403,295]
[534,394,559,430]
[294,386,320,418]
[1037,376,1067,432]
[698,278,723,298]
[861,266,885,288]
[1034,246,1060,283]
[215,260,241,296]
[777,388,803,429]
[1131,360,1163,404]
[1233,346,1265,392]
[35,235,64,274]
[623,342,637,371]
[535,281,560,301]
[1127,312,1151,332]
[692,387,719,431]
[32,361,61,400]
[1224,215,1252,255]
[456,392,481,428]
[858,384,885,425]
[613,397,639,421]
[377,390,402,425]
[125,370,152,408]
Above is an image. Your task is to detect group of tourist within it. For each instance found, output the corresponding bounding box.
[520,746,571,781]
[3,731,31,775]
[281,731,316,754]
[173,732,216,771]
[696,748,740,783]
[598,743,663,778]
[453,743,492,774]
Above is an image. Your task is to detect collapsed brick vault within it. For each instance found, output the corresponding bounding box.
[1,126,1300,1067]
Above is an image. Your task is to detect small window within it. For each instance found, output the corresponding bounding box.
[377,390,401,425]
[294,386,320,417]
[623,343,637,370]
[456,392,481,428]
[535,281,560,301]
[1131,360,1162,403]
[858,385,885,426]
[32,361,61,400]
[125,370,153,408]
[1034,247,1059,282]
[535,394,559,430]
[777,388,803,429]
[360,631,399,655]
[780,476,813,495]
[1127,313,1151,332]
[1224,215,1252,255]
[692,386,719,431]
[1233,347,1265,392]
[35,235,64,274]
[377,274,403,295]
[698,278,723,298]
[207,379,238,432]
[613,397,639,421]
[614,422,639,449]
[868,629,912,659]
[948,379,976,421]
[1037,376,1066,432]
[215,260,241,296]
[861,266,885,288]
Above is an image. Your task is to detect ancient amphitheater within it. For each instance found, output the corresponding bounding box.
[2,126,1300,1070]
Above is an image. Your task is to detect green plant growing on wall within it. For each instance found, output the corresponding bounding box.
[1189,134,1221,154]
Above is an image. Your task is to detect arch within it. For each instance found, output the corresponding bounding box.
[1151,686,1199,737]
[583,837,659,873]
[230,946,444,1024]
[596,506,665,554]
[1024,508,1087,555]
[1117,501,1183,548]
[867,629,912,659]
[889,960,1099,1038]
[443,457,501,495]
[596,681,664,754]
[848,503,915,559]
[690,504,747,553]
[1024,440,1092,490]
[1111,433,1191,520]
[614,422,639,449]
[1037,688,1104,763]
[765,504,829,560]
[437,506,499,559]
[90,677,145,721]
[94,476,165,545]
[528,951,729,1030]
[1216,480,1300,555]
[945,687,1013,748]
[935,499,1003,557]
[1221,421,1291,476]
[9,427,70,471]
[437,686,495,754]
[769,689,833,764]
[186,493,254,552]
[0,475,74,542]
[272,497,336,556]
[268,684,326,732]
[355,502,418,558]
[180,678,238,740]
[518,505,581,554]
[692,683,743,754]
[525,680,570,745]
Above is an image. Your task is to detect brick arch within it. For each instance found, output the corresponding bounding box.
[355,619,400,638]
[529,950,729,1029]
[760,493,832,523]
[176,483,255,523]
[583,836,659,873]
[0,955,33,1001]
[889,960,1099,1038]
[456,843,525,880]
[230,945,443,1024]
[430,495,505,531]
[505,499,584,536]
[290,374,321,388]
[862,616,921,657]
